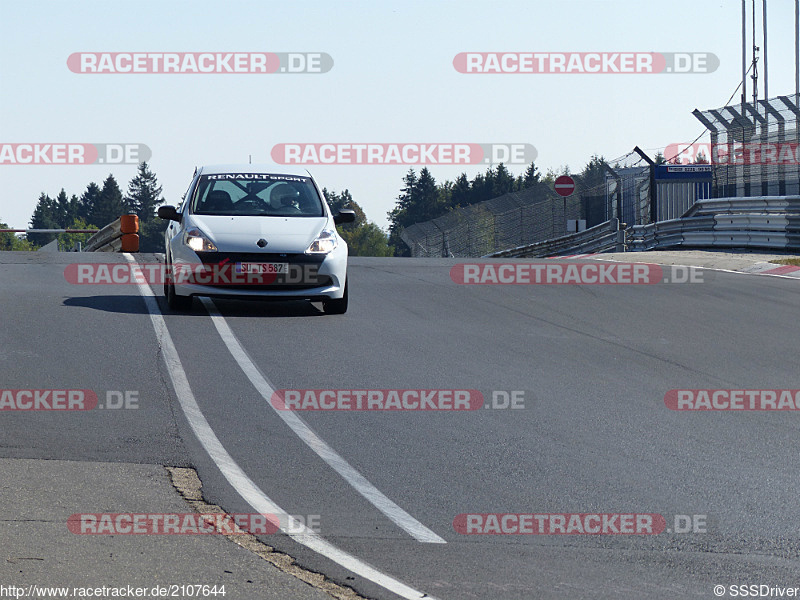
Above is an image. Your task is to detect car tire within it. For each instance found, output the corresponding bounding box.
[322,280,348,315]
[165,256,193,310]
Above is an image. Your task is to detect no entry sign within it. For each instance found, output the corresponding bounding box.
[554,175,575,197]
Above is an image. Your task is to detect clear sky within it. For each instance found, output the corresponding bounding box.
[1,0,798,230]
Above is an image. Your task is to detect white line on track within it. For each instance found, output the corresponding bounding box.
[199,296,446,544]
[124,254,440,600]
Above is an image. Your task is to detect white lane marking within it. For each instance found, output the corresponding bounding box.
[199,296,447,545]
[123,255,440,600]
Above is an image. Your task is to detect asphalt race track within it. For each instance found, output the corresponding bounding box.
[1,251,799,600]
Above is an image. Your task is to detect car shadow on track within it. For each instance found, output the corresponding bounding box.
[62,295,326,318]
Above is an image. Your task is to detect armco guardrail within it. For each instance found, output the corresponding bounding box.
[627,196,800,252]
[682,195,800,218]
[84,215,139,252]
[485,219,622,258]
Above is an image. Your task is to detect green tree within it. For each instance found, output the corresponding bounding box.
[387,169,419,256]
[125,162,165,222]
[469,170,491,204]
[137,218,168,253]
[387,168,442,256]
[322,188,392,256]
[340,222,393,257]
[492,163,516,197]
[89,174,126,228]
[415,168,440,221]
[322,188,367,230]
[28,193,58,246]
[517,162,541,189]
[576,155,607,192]
[54,189,79,227]
[78,182,101,222]
[447,173,471,209]
[57,217,97,251]
[0,220,36,250]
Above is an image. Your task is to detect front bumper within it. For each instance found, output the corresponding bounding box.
[170,250,347,300]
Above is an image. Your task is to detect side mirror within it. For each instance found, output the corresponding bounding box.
[333,209,356,225]
[158,205,182,222]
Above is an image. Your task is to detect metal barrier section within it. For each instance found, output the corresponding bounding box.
[84,215,139,252]
[627,196,800,252]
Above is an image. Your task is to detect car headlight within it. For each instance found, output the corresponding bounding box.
[305,229,338,254]
[184,228,217,252]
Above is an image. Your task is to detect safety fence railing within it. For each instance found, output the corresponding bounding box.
[485,219,623,258]
[1,214,140,252]
[400,183,582,258]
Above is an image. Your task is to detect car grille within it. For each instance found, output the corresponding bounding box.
[195,252,325,265]
[205,277,333,292]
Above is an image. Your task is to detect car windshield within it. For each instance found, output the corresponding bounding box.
[191,173,324,217]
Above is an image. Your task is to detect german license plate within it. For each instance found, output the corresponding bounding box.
[235,262,288,274]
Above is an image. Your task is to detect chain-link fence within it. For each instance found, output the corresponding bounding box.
[400,182,582,257]
[693,93,800,197]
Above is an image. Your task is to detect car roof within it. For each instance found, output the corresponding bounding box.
[197,164,312,177]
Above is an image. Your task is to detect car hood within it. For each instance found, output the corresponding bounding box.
[189,215,330,253]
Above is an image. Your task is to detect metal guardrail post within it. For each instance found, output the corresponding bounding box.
[614,219,625,252]
[633,146,656,225]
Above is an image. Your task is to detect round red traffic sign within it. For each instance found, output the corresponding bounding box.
[554,175,575,197]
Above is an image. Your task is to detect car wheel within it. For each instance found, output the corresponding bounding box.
[322,280,348,315]
[165,257,193,310]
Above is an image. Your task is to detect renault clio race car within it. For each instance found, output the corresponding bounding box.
[158,164,355,314]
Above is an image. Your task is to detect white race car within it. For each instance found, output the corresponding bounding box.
[158,164,354,313]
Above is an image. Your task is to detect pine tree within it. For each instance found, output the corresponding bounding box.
[387,169,418,256]
[125,162,164,222]
[449,173,471,209]
[28,193,58,246]
[415,168,439,222]
[493,163,516,197]
[89,174,126,228]
[520,162,541,189]
[78,182,101,223]
[54,189,79,228]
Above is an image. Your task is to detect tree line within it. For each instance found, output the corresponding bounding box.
[2,157,613,256]
[0,162,168,251]
[385,158,612,255]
